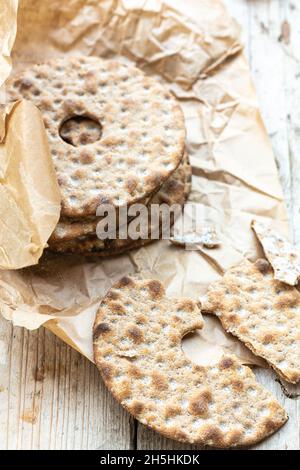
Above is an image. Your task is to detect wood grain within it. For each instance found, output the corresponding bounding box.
[0,323,135,449]
[0,0,299,450]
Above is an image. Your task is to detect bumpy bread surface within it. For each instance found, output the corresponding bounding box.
[252,220,300,286]
[6,57,186,218]
[48,152,191,256]
[93,277,287,447]
[202,258,300,384]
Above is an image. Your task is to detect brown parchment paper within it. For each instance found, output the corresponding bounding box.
[0,100,61,269]
[0,0,17,88]
[0,0,289,368]
[0,1,61,270]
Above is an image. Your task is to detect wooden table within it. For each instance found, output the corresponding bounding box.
[0,0,299,450]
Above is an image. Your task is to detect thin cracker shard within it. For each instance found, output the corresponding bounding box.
[93,276,287,447]
[252,219,300,286]
[202,258,300,384]
[170,226,220,249]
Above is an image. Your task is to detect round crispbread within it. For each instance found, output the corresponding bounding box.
[93,276,287,447]
[6,56,186,218]
[48,152,192,256]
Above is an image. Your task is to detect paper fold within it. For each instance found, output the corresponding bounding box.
[0,100,61,269]
[0,0,18,88]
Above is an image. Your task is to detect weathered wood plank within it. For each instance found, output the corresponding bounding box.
[0,317,134,450]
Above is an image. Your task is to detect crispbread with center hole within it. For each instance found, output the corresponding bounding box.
[6,56,186,218]
[202,258,300,384]
[48,152,191,256]
[252,220,300,286]
[93,276,287,447]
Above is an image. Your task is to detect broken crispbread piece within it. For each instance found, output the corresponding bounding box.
[94,276,287,447]
[252,219,300,286]
[202,258,300,384]
[170,226,220,249]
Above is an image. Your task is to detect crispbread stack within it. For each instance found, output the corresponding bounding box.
[6,56,188,257]
[49,152,191,256]
[93,276,287,447]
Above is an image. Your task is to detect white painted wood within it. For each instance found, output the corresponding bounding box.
[0,0,299,450]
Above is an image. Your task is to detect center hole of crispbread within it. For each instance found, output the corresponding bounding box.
[59,115,102,147]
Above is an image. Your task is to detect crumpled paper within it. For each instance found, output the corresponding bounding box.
[0,0,289,367]
[0,100,61,269]
[0,0,17,88]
